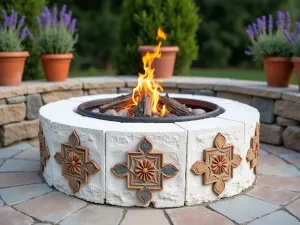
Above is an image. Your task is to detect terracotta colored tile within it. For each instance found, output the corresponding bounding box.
[286,199,300,220]
[259,155,287,165]
[60,205,123,225]
[256,175,300,191]
[166,206,234,225]
[0,172,41,188]
[0,206,34,225]
[14,191,87,223]
[285,158,300,165]
[121,210,169,225]
[246,186,299,205]
[13,147,40,160]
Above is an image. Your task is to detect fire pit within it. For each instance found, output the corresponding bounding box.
[38,28,260,208]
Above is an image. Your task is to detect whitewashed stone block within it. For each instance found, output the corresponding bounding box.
[106,123,187,208]
[177,118,255,205]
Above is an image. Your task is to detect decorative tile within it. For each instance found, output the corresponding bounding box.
[54,131,100,193]
[247,123,259,174]
[191,133,242,195]
[112,137,179,204]
[39,123,50,171]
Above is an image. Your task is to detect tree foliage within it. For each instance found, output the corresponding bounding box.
[115,0,200,75]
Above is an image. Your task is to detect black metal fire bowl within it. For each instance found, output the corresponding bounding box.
[77,97,225,123]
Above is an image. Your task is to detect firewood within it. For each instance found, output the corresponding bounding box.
[159,94,192,116]
[143,93,152,117]
[99,93,134,113]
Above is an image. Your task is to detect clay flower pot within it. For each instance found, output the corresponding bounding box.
[0,52,29,86]
[138,46,179,78]
[292,57,300,91]
[41,54,73,82]
[262,57,294,87]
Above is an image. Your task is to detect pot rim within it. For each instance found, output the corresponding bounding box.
[262,57,291,62]
[138,45,179,53]
[291,57,300,63]
[40,53,74,59]
[0,51,29,58]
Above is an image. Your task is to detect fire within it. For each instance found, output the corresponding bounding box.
[132,28,168,116]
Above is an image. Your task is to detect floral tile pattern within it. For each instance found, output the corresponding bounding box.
[112,137,179,204]
[191,133,242,195]
[54,131,100,193]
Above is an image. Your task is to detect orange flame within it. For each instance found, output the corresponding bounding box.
[132,28,167,115]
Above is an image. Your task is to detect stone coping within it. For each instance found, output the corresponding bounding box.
[0,76,299,102]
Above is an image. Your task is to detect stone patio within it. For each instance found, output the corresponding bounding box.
[0,142,299,225]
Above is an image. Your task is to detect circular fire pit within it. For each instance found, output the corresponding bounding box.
[77,97,225,123]
[39,93,259,208]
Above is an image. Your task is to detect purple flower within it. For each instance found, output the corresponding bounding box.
[262,16,267,33]
[284,30,294,44]
[245,50,252,56]
[18,16,26,28]
[252,23,258,36]
[36,16,42,29]
[276,11,285,29]
[268,14,273,32]
[52,6,57,26]
[2,9,8,28]
[297,22,300,34]
[69,18,77,33]
[63,11,72,26]
[60,5,67,22]
[286,12,291,30]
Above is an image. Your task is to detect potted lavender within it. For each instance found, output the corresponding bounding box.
[284,23,300,90]
[0,9,32,86]
[245,11,294,87]
[35,5,78,82]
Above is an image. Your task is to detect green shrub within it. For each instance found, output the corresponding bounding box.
[0,0,46,80]
[115,0,200,75]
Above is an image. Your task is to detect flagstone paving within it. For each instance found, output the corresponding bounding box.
[0,143,299,225]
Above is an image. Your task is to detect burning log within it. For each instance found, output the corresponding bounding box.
[99,93,133,113]
[134,93,152,117]
[159,94,193,116]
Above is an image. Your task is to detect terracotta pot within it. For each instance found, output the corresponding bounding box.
[262,57,294,87]
[138,46,179,78]
[292,57,300,91]
[0,52,29,86]
[41,54,73,82]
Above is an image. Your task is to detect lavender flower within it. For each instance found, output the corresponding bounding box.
[283,30,295,44]
[297,22,300,34]
[276,11,285,29]
[69,18,77,33]
[252,23,258,36]
[286,12,291,30]
[35,5,78,54]
[59,5,67,22]
[268,14,273,33]
[245,50,252,56]
[18,16,25,28]
[52,6,57,26]
[36,16,42,29]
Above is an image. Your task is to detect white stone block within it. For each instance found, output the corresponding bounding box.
[177,117,256,205]
[105,123,187,208]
